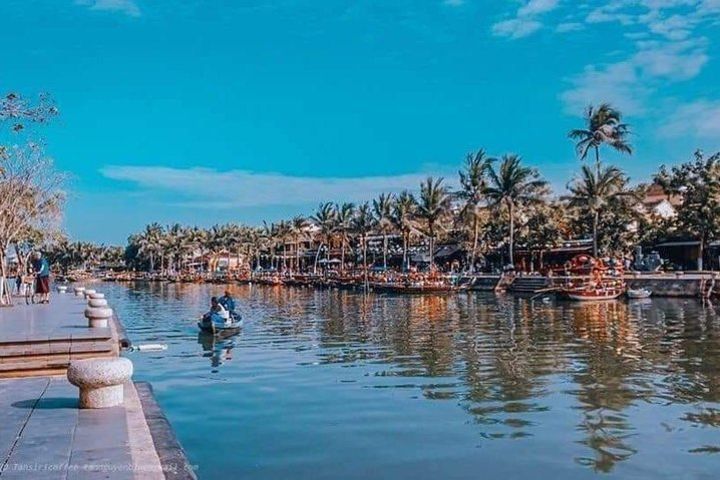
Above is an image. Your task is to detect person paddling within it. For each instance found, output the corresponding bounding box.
[218,290,236,316]
[206,296,230,327]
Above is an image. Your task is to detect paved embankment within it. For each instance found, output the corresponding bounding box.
[0,290,196,479]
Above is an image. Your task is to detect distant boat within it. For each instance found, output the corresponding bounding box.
[627,288,652,299]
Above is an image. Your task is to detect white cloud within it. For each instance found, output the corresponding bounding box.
[556,22,584,32]
[561,61,646,115]
[75,0,141,17]
[560,0,719,117]
[491,0,561,38]
[492,18,542,39]
[518,0,560,17]
[660,100,720,138]
[101,166,451,208]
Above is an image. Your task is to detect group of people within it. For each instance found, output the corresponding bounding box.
[12,251,51,304]
[204,290,238,328]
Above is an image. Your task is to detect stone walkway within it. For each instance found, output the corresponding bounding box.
[0,376,166,480]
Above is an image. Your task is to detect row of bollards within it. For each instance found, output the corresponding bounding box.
[59,285,134,409]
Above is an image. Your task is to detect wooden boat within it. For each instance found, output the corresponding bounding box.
[563,286,624,301]
[198,313,243,335]
[627,287,652,299]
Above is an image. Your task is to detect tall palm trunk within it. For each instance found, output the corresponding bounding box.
[313,243,323,274]
[470,215,479,272]
[382,233,388,270]
[508,201,515,267]
[428,221,435,268]
[592,210,599,257]
[340,237,346,273]
[402,231,409,271]
[362,234,368,289]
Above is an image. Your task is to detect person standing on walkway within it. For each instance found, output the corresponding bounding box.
[31,252,51,304]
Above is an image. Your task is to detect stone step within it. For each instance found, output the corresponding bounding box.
[509,277,550,293]
[0,338,115,378]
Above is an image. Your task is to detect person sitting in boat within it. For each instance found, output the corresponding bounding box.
[205,296,230,327]
[218,290,236,316]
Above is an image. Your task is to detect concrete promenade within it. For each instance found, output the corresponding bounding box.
[0,290,195,479]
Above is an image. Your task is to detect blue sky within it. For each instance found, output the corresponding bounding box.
[2,0,719,244]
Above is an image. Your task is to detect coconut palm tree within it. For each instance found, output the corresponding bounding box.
[352,202,374,288]
[137,223,163,272]
[372,193,394,270]
[392,191,417,271]
[334,203,355,273]
[568,163,633,257]
[569,103,632,175]
[311,202,337,274]
[484,155,547,267]
[417,177,451,268]
[458,149,490,271]
[289,216,310,272]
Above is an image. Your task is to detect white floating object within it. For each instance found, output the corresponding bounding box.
[130,343,168,352]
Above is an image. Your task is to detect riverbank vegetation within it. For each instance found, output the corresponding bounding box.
[3,95,719,280]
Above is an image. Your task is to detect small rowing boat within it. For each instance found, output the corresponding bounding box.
[198,318,244,335]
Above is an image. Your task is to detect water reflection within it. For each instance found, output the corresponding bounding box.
[107,283,720,477]
[197,333,237,370]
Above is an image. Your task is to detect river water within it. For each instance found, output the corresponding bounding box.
[102,283,720,479]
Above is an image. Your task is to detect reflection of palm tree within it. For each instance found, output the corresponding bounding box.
[566,301,640,473]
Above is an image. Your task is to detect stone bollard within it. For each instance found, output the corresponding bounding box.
[87,298,108,308]
[57,285,68,293]
[89,293,105,299]
[67,357,133,409]
[84,306,113,328]
[74,286,86,297]
[83,289,97,299]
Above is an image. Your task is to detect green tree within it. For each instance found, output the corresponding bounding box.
[485,155,547,267]
[655,150,720,270]
[458,149,490,271]
[372,193,394,270]
[417,177,451,268]
[392,190,418,271]
[569,103,632,175]
[568,164,635,257]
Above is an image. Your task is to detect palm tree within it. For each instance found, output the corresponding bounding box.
[334,203,355,273]
[484,155,547,267]
[458,149,490,271]
[137,223,163,272]
[372,193,394,270]
[311,202,337,274]
[569,103,632,175]
[289,216,310,272]
[417,177,451,268]
[392,191,417,271]
[352,202,374,288]
[568,163,632,257]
